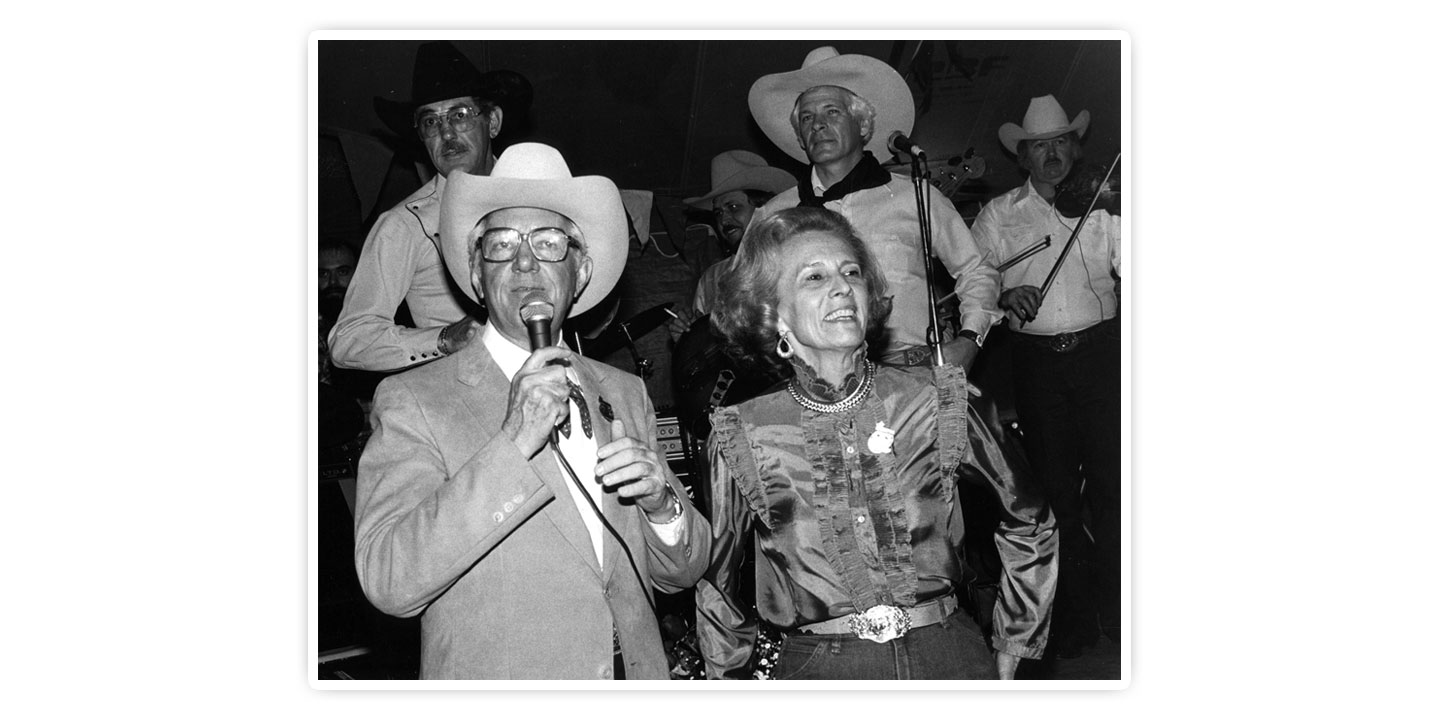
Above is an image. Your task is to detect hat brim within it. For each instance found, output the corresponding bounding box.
[748,54,915,165]
[999,110,1091,154]
[683,166,795,207]
[440,171,627,317]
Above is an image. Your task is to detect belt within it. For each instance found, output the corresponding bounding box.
[795,594,959,644]
[1012,318,1116,354]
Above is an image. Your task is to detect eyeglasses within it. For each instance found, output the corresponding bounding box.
[477,227,583,263]
[413,105,486,139]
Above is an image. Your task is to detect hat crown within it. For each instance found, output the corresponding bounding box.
[491,143,575,180]
[801,46,841,69]
[408,41,485,105]
[1022,95,1074,135]
[709,150,768,188]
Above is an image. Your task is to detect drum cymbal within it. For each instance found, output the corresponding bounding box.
[581,302,674,358]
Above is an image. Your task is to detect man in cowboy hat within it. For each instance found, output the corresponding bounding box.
[353,143,710,680]
[667,150,792,340]
[744,46,1001,371]
[328,41,532,372]
[971,94,1122,658]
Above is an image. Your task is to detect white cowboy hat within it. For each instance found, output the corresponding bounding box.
[682,150,794,208]
[998,95,1091,154]
[748,46,915,165]
[440,143,626,316]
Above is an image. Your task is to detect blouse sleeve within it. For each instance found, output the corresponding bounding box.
[954,378,1060,660]
[695,410,759,679]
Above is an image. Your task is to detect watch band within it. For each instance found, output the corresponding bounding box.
[957,329,983,348]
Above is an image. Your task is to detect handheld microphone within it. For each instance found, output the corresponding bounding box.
[519,294,555,351]
[887,131,927,158]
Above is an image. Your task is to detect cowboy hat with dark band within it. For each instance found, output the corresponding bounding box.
[748,46,915,165]
[373,40,533,141]
[441,143,627,316]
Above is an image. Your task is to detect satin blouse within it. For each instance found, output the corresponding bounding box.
[695,362,1058,678]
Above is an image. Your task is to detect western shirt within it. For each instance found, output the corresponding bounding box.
[328,174,475,371]
[970,178,1121,336]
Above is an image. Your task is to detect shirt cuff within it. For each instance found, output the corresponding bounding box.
[648,510,688,546]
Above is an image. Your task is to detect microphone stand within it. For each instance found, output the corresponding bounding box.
[904,150,946,366]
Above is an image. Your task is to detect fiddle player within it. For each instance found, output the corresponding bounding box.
[970,94,1122,658]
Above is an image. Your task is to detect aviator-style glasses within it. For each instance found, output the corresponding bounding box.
[413,105,486,139]
[477,227,583,263]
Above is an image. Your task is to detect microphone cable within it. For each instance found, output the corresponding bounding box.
[548,429,660,621]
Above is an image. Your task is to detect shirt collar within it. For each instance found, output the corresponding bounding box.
[1015,176,1039,203]
[481,323,531,381]
[809,167,828,196]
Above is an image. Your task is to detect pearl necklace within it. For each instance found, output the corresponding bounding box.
[787,360,875,414]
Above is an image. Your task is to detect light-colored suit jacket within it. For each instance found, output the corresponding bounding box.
[353,342,710,679]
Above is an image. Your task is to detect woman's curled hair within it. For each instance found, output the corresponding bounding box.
[710,206,891,378]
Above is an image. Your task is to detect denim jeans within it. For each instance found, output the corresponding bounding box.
[773,612,998,680]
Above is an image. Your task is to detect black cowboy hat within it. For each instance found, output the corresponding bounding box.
[372,41,533,142]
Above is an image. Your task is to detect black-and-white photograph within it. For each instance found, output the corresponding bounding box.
[311,34,1126,685]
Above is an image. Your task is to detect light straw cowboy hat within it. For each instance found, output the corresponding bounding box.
[748,46,915,165]
[683,150,795,208]
[440,143,627,316]
[998,95,1090,154]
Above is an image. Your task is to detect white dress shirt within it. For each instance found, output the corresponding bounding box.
[971,178,1121,335]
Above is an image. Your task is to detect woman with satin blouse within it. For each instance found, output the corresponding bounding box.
[694,206,1059,680]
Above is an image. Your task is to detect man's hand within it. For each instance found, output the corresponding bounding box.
[667,307,699,342]
[999,286,1042,323]
[501,346,575,458]
[942,337,981,374]
[438,316,481,355]
[595,418,673,518]
[996,650,1021,680]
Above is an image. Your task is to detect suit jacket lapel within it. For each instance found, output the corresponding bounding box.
[572,359,633,584]
[456,344,603,578]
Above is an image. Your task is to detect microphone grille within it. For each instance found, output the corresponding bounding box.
[519,298,555,323]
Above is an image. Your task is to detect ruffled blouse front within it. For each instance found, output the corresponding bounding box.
[695,362,1057,678]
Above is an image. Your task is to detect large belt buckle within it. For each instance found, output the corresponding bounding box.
[1052,332,1079,353]
[847,605,912,643]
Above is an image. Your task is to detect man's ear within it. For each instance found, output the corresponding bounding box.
[858,116,874,144]
[487,107,504,139]
[470,262,485,303]
[573,255,593,300]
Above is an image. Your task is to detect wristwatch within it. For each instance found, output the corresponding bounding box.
[957,329,984,348]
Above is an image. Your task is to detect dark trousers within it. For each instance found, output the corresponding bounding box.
[1010,320,1121,638]
[774,612,998,680]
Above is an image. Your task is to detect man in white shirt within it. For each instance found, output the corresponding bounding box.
[353,143,710,679]
[970,95,1121,658]
[328,41,531,372]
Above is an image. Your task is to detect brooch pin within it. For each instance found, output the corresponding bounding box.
[867,421,895,455]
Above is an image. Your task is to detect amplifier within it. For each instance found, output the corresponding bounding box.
[653,412,696,488]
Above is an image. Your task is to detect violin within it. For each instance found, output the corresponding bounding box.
[1054,160,1121,218]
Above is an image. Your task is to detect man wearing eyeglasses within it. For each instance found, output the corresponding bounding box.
[354,143,710,679]
[327,41,532,373]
